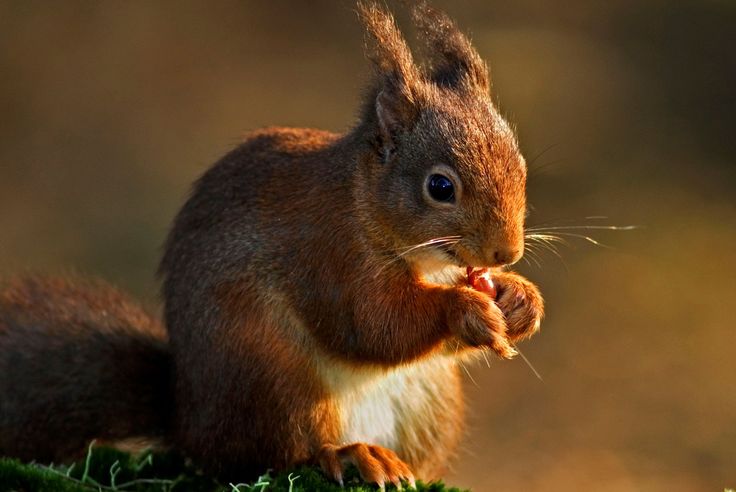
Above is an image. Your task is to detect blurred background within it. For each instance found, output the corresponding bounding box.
[1,1,734,490]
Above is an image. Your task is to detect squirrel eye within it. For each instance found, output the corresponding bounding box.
[427,174,455,203]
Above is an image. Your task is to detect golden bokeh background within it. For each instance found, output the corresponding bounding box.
[1,1,734,490]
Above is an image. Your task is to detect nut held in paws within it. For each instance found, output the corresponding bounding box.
[466,267,497,299]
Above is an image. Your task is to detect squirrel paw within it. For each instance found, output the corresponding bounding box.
[317,443,416,490]
[492,272,544,343]
[449,289,516,359]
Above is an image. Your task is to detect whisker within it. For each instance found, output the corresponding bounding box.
[527,231,611,249]
[525,237,568,270]
[525,233,569,243]
[395,236,461,257]
[393,235,462,248]
[543,232,614,249]
[513,344,544,382]
[526,225,639,232]
[522,245,543,269]
[396,240,460,258]
[523,242,540,256]
[529,250,546,268]
[523,220,639,256]
[454,341,480,388]
[526,216,613,228]
[527,143,560,168]
[459,358,480,388]
[524,241,542,255]
[480,348,491,368]
[372,235,463,278]
[528,158,566,177]
[525,234,570,250]
[527,143,565,179]
[526,236,566,256]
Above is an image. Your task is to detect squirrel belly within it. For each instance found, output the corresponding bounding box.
[319,354,465,479]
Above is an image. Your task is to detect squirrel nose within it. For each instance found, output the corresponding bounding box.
[493,247,522,266]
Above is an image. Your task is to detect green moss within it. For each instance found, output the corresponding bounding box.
[0,445,467,492]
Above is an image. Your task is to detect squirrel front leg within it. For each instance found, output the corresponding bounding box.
[343,273,516,365]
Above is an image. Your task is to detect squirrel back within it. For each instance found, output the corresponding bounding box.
[0,276,171,462]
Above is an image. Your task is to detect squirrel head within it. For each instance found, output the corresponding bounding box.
[354,1,527,273]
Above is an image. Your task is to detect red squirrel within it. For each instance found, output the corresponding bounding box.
[0,2,543,487]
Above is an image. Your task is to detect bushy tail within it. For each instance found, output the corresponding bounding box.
[0,275,171,462]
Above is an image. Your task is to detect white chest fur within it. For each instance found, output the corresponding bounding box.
[338,376,399,448]
[316,355,456,449]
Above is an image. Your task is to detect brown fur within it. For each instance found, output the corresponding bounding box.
[0,1,543,485]
[0,276,171,462]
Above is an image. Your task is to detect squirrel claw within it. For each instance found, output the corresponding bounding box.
[317,443,415,489]
[491,333,518,359]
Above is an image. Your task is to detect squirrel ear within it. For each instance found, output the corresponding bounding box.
[357,2,423,157]
[412,1,490,94]
[375,82,419,157]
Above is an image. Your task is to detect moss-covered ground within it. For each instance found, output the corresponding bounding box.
[0,445,467,492]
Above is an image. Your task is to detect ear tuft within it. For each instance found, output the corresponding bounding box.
[357,2,421,86]
[411,1,490,93]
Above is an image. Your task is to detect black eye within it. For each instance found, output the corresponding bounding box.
[427,174,455,203]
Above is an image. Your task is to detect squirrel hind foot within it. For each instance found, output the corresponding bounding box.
[317,443,416,490]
